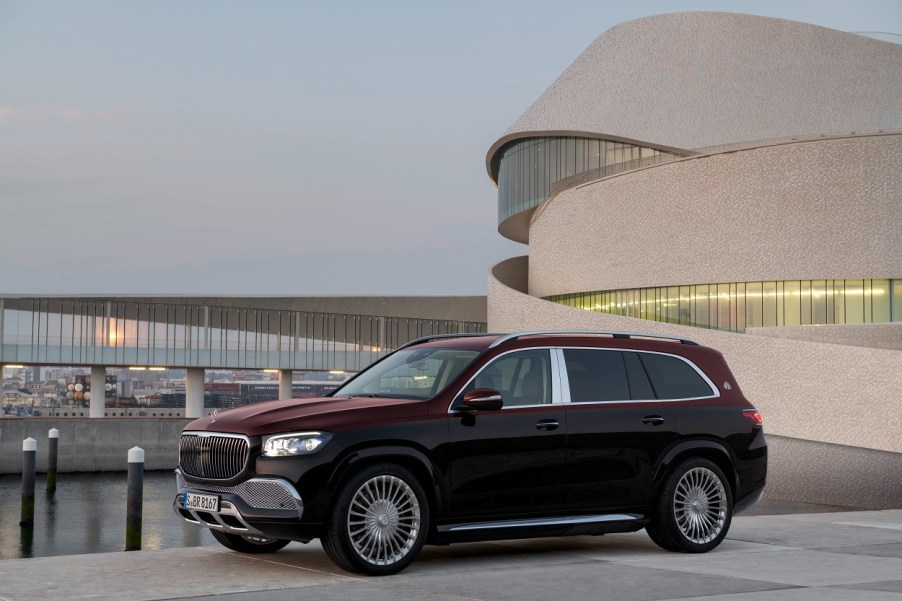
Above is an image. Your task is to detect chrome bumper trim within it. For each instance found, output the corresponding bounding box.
[173,468,304,536]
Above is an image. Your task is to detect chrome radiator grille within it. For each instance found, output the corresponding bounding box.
[179,433,250,479]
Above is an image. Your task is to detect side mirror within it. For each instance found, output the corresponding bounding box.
[461,388,503,412]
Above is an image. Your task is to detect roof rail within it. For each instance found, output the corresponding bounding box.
[488,330,700,348]
[397,332,502,351]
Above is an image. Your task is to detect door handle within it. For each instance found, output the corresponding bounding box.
[642,415,665,426]
[535,419,560,431]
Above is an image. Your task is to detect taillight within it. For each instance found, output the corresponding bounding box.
[742,409,763,426]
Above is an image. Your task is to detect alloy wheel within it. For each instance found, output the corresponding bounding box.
[346,474,421,566]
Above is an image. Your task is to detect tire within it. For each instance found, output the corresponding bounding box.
[649,457,733,553]
[644,522,675,550]
[321,463,430,576]
[210,529,291,553]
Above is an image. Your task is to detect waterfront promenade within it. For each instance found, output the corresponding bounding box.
[1,509,901,601]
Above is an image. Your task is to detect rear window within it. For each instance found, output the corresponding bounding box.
[638,353,715,399]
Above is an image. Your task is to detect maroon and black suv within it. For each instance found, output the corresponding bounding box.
[173,330,766,575]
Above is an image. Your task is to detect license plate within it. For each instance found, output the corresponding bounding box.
[184,492,220,512]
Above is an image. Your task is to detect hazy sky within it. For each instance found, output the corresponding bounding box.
[1,1,899,296]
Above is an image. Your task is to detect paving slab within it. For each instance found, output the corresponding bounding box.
[620,548,902,587]
[836,580,902,594]
[817,542,902,559]
[395,560,789,601]
[728,513,902,549]
[0,546,353,601]
[1,510,902,601]
[671,587,902,601]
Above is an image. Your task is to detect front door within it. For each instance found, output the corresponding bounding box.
[447,348,567,520]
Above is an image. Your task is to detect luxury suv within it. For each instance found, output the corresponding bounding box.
[173,330,766,575]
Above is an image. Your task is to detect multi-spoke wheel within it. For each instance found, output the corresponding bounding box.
[648,457,733,553]
[210,529,290,553]
[322,463,429,575]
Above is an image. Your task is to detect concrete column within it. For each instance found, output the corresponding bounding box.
[90,366,106,418]
[279,369,293,400]
[186,368,204,418]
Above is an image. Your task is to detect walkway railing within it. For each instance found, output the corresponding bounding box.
[0,297,486,371]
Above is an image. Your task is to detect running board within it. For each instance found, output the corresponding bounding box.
[438,513,643,533]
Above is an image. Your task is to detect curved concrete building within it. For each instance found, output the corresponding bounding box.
[486,13,902,509]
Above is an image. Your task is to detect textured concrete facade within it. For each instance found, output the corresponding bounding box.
[528,135,902,297]
[487,11,902,166]
[489,258,902,456]
[484,14,902,508]
[748,323,902,351]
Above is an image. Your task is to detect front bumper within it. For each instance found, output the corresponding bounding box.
[173,468,305,536]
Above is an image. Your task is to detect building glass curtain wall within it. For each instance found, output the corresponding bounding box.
[546,279,902,332]
[495,136,675,223]
[0,299,486,371]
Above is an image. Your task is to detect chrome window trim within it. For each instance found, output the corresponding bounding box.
[553,348,572,405]
[556,347,720,404]
[446,346,561,414]
[181,431,252,442]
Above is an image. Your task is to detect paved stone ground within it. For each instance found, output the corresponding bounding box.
[1,510,901,601]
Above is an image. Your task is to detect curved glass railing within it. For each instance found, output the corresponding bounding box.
[494,136,675,224]
[496,131,899,230]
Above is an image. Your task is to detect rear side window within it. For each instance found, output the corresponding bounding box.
[623,352,656,399]
[638,353,715,399]
[563,349,630,402]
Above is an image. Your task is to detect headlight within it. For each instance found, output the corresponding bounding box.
[262,431,333,457]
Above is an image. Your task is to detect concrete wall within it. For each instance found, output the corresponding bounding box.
[489,259,902,508]
[529,135,902,297]
[490,12,902,162]
[0,418,190,474]
[747,323,902,351]
[489,257,902,455]
[766,435,902,510]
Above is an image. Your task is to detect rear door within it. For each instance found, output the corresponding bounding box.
[561,348,678,511]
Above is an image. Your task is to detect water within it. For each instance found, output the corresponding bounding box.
[0,472,215,560]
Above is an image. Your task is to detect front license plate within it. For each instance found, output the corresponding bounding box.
[184,492,220,512]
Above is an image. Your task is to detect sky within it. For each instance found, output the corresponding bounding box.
[1,1,899,296]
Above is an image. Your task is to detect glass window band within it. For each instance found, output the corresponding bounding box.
[545,279,902,332]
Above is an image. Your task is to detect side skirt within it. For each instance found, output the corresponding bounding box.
[431,513,647,545]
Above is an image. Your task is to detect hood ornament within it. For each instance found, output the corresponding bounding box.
[210,408,219,423]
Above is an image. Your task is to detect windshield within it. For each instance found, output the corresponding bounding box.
[334,348,481,400]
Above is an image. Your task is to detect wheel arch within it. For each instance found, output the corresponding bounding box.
[318,445,441,524]
[652,439,739,502]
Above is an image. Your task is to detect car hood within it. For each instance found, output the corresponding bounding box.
[183,396,427,437]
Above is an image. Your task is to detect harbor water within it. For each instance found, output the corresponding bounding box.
[0,471,215,560]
